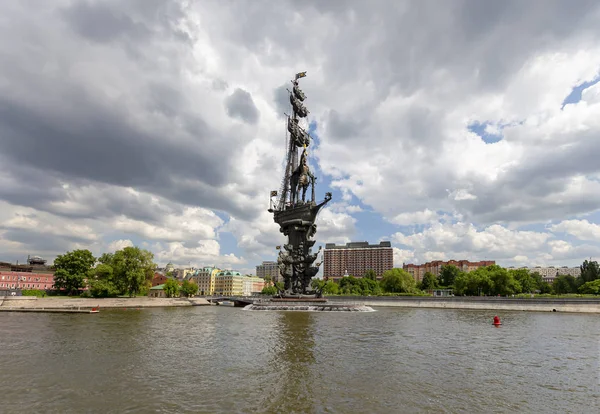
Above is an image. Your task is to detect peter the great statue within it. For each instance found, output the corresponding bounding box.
[268,72,332,299]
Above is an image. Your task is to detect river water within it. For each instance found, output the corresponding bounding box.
[0,307,598,413]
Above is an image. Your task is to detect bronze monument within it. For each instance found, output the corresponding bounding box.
[268,72,332,299]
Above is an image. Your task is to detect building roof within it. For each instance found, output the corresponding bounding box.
[325,241,392,249]
[217,270,242,276]
[150,284,165,290]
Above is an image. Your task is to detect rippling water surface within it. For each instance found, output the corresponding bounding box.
[0,307,598,413]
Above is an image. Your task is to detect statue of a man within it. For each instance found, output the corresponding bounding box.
[296,151,315,203]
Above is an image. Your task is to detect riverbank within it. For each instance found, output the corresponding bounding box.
[0,296,211,311]
[2,295,599,313]
[329,296,600,313]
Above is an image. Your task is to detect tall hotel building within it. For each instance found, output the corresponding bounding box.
[323,241,394,280]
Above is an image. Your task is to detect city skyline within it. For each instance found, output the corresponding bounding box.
[1,2,600,275]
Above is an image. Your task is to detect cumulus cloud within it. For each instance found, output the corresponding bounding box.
[107,239,134,252]
[550,219,600,242]
[390,209,439,226]
[391,222,558,265]
[1,0,600,271]
[152,240,245,269]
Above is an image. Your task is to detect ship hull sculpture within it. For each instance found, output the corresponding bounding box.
[268,72,332,299]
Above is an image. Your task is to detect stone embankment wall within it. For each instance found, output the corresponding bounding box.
[331,296,600,313]
[0,296,210,310]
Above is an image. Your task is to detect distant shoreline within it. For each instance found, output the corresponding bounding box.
[328,296,600,313]
[0,296,211,311]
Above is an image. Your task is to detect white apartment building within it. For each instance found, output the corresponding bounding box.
[507,266,581,283]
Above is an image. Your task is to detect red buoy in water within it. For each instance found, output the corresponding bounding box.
[493,315,502,326]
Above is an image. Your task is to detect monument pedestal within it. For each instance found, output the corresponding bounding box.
[245,297,374,312]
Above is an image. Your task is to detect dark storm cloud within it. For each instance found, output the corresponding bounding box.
[0,162,183,224]
[211,0,598,97]
[61,1,151,43]
[0,0,260,223]
[225,88,260,124]
[0,93,227,189]
[1,228,92,249]
[1,0,600,261]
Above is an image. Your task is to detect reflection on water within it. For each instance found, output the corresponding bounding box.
[0,307,598,414]
[264,312,316,413]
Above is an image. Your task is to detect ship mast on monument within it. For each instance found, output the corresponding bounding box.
[268,72,332,298]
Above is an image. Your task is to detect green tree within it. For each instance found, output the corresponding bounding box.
[261,285,278,295]
[453,268,492,296]
[337,276,382,295]
[311,278,326,292]
[338,276,362,295]
[530,272,552,294]
[487,265,521,296]
[439,265,462,287]
[509,268,534,293]
[98,253,114,265]
[53,249,96,295]
[580,260,600,284]
[553,275,577,295]
[539,281,553,294]
[579,279,600,294]
[88,263,119,298]
[420,272,438,290]
[364,269,377,281]
[111,247,156,296]
[380,268,416,294]
[322,280,339,295]
[163,279,180,298]
[180,280,198,297]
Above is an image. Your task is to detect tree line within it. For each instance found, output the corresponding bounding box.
[269,259,600,297]
[50,247,158,297]
[49,247,202,298]
[437,260,600,296]
[310,268,422,296]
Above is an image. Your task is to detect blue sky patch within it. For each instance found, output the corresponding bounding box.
[561,76,600,109]
[468,121,503,144]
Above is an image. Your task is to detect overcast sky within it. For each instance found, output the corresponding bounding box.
[1,0,600,273]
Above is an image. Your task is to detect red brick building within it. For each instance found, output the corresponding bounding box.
[323,241,394,280]
[0,271,55,290]
[152,273,169,287]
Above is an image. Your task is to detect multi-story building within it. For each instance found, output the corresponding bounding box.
[512,266,581,283]
[256,261,280,283]
[0,271,55,291]
[403,260,495,283]
[214,270,244,296]
[243,275,265,296]
[191,267,220,295]
[323,241,394,280]
[0,258,55,293]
